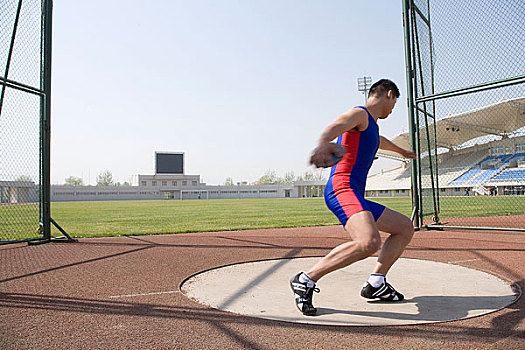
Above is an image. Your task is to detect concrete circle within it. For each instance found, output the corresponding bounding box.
[180,257,519,326]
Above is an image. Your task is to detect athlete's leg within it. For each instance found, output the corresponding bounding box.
[306,210,381,282]
[372,207,414,276]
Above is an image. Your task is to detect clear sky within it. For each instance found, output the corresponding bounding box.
[51,0,409,185]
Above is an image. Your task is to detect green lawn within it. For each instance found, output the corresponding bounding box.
[431,196,525,218]
[48,198,340,238]
[1,196,523,240]
[0,203,41,241]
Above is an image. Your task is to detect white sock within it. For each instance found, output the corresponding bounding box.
[368,273,385,288]
[299,272,316,288]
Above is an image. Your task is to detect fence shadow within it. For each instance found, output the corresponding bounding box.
[1,291,523,343]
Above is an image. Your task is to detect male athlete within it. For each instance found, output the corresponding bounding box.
[291,79,417,316]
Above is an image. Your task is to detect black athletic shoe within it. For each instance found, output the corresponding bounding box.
[290,272,320,316]
[361,280,404,301]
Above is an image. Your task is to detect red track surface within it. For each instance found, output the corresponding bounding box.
[1,226,524,349]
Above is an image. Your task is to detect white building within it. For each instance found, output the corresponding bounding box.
[51,176,310,201]
[0,181,38,204]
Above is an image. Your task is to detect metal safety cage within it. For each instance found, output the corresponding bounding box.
[402,0,525,231]
[0,0,73,244]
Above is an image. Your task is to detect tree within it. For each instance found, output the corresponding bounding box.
[15,175,33,183]
[297,170,325,182]
[281,171,296,184]
[96,170,114,186]
[313,170,326,181]
[64,176,84,186]
[224,177,235,186]
[258,169,281,185]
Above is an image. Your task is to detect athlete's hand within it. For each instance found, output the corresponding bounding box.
[401,149,417,159]
[310,143,345,168]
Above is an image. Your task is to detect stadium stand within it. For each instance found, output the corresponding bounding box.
[368,96,525,197]
[469,168,501,185]
[367,144,525,197]
[492,169,525,182]
[448,169,483,185]
[450,152,525,186]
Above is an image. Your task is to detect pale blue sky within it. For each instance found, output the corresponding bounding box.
[51,0,408,185]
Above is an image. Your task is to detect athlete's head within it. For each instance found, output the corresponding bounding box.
[368,79,399,118]
[369,79,400,99]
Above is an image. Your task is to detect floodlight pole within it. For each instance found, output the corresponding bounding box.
[357,76,372,104]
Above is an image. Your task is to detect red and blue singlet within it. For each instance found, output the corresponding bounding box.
[324,106,386,226]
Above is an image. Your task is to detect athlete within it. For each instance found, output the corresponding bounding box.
[291,79,417,316]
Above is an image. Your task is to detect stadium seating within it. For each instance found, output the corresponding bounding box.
[367,147,525,196]
[491,169,525,182]
[469,168,501,185]
[507,153,525,162]
[448,152,525,185]
[449,169,483,185]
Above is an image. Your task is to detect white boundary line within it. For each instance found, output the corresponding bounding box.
[447,258,480,264]
[109,290,180,299]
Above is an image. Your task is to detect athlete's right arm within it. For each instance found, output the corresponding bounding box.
[310,108,368,168]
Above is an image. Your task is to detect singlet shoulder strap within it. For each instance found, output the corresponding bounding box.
[354,105,372,118]
[353,105,377,130]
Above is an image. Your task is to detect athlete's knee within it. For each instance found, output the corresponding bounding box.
[399,217,415,241]
[356,236,381,257]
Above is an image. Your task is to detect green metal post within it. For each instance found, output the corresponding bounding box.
[402,0,420,228]
[41,0,53,240]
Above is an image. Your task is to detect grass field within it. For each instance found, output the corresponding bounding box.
[1,196,524,240]
[49,196,522,237]
[0,203,41,241]
[48,198,342,238]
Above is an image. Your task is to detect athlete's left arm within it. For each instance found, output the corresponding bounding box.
[379,136,416,159]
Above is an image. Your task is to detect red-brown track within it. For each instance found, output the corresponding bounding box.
[1,225,524,349]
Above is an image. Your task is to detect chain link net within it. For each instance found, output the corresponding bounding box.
[1,0,44,242]
[410,0,525,229]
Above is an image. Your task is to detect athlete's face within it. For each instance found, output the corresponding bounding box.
[381,91,397,118]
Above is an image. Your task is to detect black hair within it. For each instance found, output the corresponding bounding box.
[368,79,400,98]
